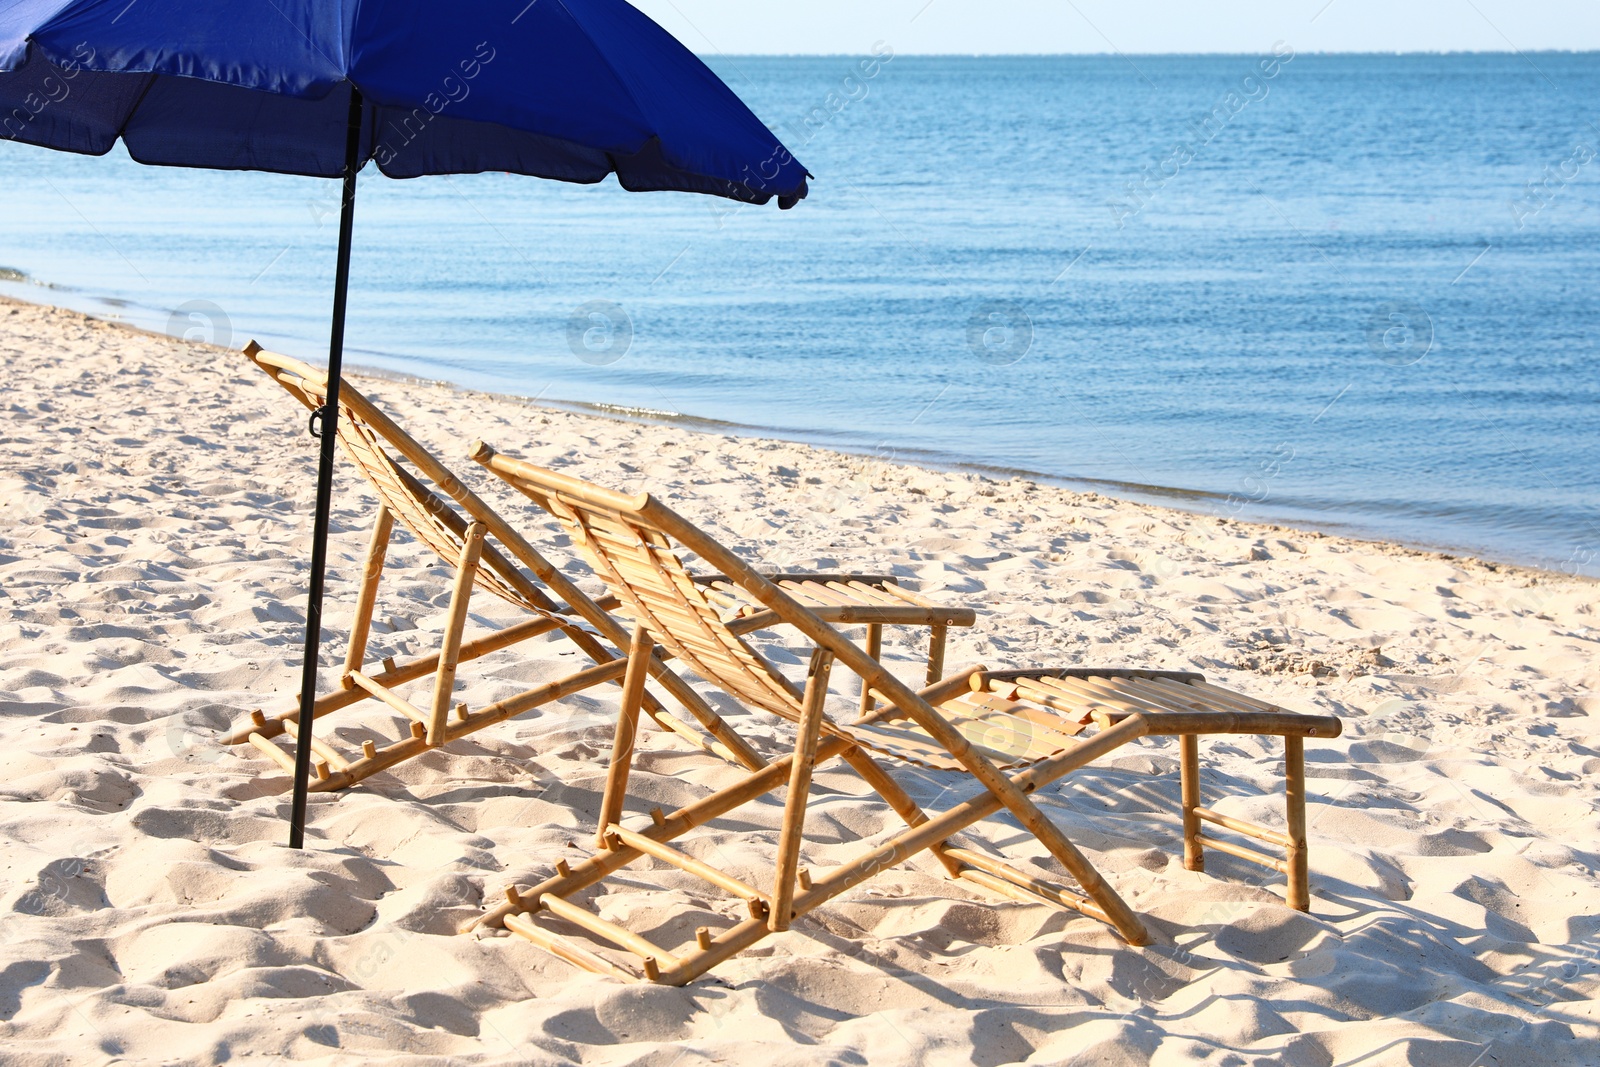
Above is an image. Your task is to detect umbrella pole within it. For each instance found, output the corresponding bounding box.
[289,87,365,849]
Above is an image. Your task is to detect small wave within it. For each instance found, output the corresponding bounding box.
[589,402,683,420]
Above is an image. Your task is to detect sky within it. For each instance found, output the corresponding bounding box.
[631,0,1600,55]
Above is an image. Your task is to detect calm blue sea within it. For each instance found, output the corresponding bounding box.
[2,54,1597,573]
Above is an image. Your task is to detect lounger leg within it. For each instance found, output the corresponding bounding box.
[427,523,487,746]
[1180,733,1204,872]
[926,623,947,686]
[770,649,834,932]
[1284,735,1309,911]
[859,623,883,717]
[596,627,655,849]
[345,504,395,680]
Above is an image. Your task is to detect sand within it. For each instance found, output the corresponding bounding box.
[1,296,1597,1066]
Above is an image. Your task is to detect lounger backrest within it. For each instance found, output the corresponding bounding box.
[246,344,553,617]
[473,447,810,720]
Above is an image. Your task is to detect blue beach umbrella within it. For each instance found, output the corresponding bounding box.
[0,0,809,846]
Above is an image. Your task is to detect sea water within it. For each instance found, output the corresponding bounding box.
[2,53,1596,573]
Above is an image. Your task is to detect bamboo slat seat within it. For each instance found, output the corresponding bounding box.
[469,442,1344,985]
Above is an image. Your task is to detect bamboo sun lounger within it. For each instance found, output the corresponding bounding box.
[469,442,1343,985]
[224,343,973,791]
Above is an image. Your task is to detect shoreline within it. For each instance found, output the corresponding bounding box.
[0,284,1583,582]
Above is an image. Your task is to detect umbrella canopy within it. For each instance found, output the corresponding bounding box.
[1,0,808,847]
[0,0,808,202]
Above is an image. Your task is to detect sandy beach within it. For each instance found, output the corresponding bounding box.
[2,296,1597,1065]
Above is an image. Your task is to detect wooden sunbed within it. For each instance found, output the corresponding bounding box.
[224,343,973,790]
[468,442,1343,984]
